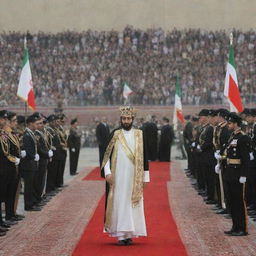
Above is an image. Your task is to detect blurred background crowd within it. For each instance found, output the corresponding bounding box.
[0,27,255,107]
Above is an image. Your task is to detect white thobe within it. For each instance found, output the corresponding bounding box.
[104,128,150,240]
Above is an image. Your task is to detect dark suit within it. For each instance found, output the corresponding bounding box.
[20,129,38,209]
[183,121,193,170]
[68,127,81,175]
[142,122,158,161]
[96,122,110,165]
[158,124,174,162]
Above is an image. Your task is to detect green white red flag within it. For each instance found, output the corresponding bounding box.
[173,76,185,129]
[123,82,133,99]
[224,43,243,113]
[17,39,36,110]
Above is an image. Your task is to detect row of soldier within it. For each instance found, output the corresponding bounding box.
[0,110,81,236]
[183,108,255,236]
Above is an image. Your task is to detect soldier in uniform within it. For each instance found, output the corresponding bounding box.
[183,115,193,171]
[0,110,10,236]
[68,118,81,175]
[46,114,61,195]
[213,109,231,214]
[56,114,68,188]
[198,109,216,204]
[34,113,53,205]
[4,111,24,221]
[223,113,250,236]
[158,117,174,162]
[20,114,41,211]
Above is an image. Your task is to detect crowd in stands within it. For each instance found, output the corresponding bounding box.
[0,27,255,107]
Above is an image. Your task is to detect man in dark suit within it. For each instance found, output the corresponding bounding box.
[20,114,41,211]
[96,117,110,165]
[142,115,158,161]
[68,118,81,175]
[158,117,174,162]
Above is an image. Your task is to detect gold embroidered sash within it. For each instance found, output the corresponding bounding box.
[102,129,145,230]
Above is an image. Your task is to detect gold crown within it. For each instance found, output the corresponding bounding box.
[119,106,137,117]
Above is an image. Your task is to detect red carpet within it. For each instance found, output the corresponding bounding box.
[73,162,188,256]
[83,167,102,181]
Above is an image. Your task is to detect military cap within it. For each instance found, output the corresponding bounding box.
[26,114,41,124]
[163,117,169,122]
[184,115,191,120]
[0,110,8,118]
[7,111,16,120]
[251,109,256,117]
[242,108,251,116]
[217,108,229,119]
[192,116,199,122]
[198,109,209,116]
[227,112,242,126]
[70,118,78,125]
[209,109,218,117]
[47,114,57,122]
[17,115,26,124]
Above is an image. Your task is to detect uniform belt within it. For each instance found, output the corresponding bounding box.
[227,158,241,165]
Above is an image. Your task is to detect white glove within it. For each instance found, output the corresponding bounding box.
[34,154,40,161]
[214,150,221,160]
[197,144,201,150]
[71,148,76,152]
[215,164,220,174]
[239,176,246,184]
[15,157,20,166]
[21,150,26,158]
[191,142,196,147]
[250,152,254,161]
[48,150,53,158]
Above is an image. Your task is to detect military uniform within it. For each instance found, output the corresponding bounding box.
[224,114,250,236]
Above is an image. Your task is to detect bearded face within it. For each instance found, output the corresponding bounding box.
[120,116,133,131]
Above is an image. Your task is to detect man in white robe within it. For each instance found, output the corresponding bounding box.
[101,106,149,245]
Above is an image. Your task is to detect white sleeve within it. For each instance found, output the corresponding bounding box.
[144,170,150,182]
[104,159,111,177]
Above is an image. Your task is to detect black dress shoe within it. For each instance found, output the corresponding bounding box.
[125,238,133,245]
[205,200,216,205]
[0,231,6,237]
[230,231,248,236]
[0,222,11,228]
[5,216,22,222]
[216,209,228,214]
[0,227,8,232]
[14,214,25,219]
[25,206,42,211]
[224,229,235,235]
[118,240,127,246]
[4,220,18,226]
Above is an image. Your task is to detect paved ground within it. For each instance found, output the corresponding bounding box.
[1,146,256,256]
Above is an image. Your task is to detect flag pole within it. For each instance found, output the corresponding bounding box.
[24,36,27,118]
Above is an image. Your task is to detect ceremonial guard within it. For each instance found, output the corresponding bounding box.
[46,115,61,195]
[183,115,193,171]
[0,110,12,236]
[20,114,41,211]
[67,118,81,175]
[56,114,68,187]
[4,112,24,221]
[213,109,231,214]
[198,109,216,204]
[34,114,53,203]
[223,113,250,236]
[158,117,174,162]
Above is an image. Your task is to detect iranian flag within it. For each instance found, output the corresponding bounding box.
[224,42,243,113]
[173,76,185,129]
[123,82,133,99]
[17,39,36,110]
